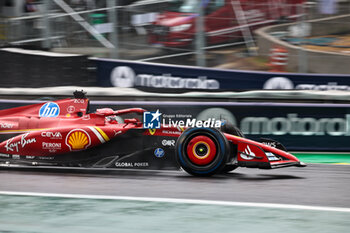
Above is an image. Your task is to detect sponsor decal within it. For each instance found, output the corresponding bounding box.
[163,114,192,118]
[264,77,350,91]
[162,139,175,147]
[144,110,222,129]
[41,132,62,139]
[163,118,222,128]
[110,66,135,88]
[148,129,156,135]
[295,82,350,91]
[74,99,85,104]
[161,130,182,135]
[65,129,91,151]
[5,133,36,152]
[12,154,20,159]
[38,156,54,160]
[115,162,149,167]
[26,156,35,159]
[42,142,61,153]
[114,130,122,136]
[110,66,220,90]
[115,162,133,167]
[143,110,162,129]
[154,148,165,158]
[0,153,10,158]
[241,113,350,136]
[39,102,60,117]
[265,152,280,161]
[263,77,294,90]
[134,162,149,167]
[262,141,277,148]
[0,122,14,129]
[240,146,255,160]
[67,106,75,113]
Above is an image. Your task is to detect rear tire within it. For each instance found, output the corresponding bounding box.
[175,128,230,176]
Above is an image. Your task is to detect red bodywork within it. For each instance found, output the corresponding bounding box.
[149,0,304,47]
[0,98,144,157]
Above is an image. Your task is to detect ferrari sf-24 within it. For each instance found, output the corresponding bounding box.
[0,91,305,176]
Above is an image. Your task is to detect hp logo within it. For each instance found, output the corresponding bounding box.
[154,148,165,158]
[39,102,60,117]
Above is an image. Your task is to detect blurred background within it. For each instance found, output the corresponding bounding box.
[1,2,350,232]
[0,0,349,78]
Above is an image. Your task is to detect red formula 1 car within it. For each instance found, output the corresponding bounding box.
[0,91,305,176]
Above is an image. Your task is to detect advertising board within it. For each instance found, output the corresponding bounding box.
[94,58,350,91]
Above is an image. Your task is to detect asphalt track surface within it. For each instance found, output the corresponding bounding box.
[0,164,349,209]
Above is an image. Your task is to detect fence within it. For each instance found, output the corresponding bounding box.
[0,48,94,87]
[0,0,349,72]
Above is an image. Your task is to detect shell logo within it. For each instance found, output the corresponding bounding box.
[65,129,91,151]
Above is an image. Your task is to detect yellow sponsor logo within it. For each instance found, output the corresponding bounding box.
[149,129,156,135]
[66,129,91,151]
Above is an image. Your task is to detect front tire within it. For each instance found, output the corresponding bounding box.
[220,122,243,173]
[175,128,230,176]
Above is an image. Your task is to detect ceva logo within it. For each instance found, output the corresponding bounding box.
[143,110,162,129]
[39,102,60,117]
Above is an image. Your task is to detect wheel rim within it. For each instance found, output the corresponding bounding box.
[186,135,217,166]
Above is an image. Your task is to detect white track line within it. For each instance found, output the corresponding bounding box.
[0,191,349,213]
